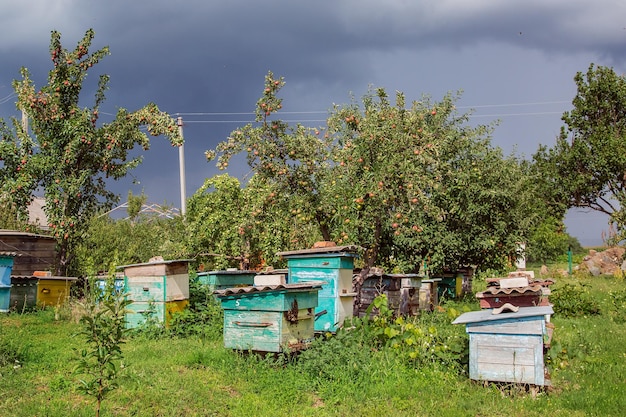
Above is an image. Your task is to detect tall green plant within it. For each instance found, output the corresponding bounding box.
[74,275,131,417]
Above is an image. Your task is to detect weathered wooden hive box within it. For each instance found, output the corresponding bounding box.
[431,271,464,300]
[10,273,78,311]
[277,246,358,332]
[453,305,554,386]
[119,258,190,328]
[357,272,421,317]
[215,283,321,353]
[419,278,441,311]
[197,269,257,292]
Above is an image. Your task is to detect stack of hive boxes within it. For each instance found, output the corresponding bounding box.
[476,271,553,309]
[119,258,190,328]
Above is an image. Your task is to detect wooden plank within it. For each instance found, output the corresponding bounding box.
[499,277,529,288]
[223,310,282,352]
[466,317,544,335]
[125,276,166,302]
[123,261,188,277]
[469,333,545,385]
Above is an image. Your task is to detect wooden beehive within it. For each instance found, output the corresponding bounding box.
[277,246,358,332]
[357,272,418,317]
[197,269,256,292]
[453,305,554,386]
[0,253,16,312]
[9,274,78,310]
[120,259,191,328]
[215,283,321,353]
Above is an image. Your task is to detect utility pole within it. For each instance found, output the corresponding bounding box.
[177,116,187,216]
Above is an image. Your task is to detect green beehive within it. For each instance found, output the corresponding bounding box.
[119,258,191,328]
[277,246,359,333]
[215,283,321,353]
[197,269,256,292]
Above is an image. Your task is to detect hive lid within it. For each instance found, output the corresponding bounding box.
[452,305,554,325]
[214,283,322,297]
[11,275,79,281]
[117,258,193,269]
[276,245,361,258]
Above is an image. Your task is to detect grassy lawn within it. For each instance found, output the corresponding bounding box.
[1,271,625,417]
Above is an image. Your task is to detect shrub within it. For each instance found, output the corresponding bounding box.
[551,282,601,318]
[607,288,626,323]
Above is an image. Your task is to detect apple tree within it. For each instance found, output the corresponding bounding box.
[208,72,539,277]
[206,72,334,246]
[0,29,182,275]
[325,88,536,274]
[185,173,321,270]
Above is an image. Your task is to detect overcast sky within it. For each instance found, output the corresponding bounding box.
[1,1,625,246]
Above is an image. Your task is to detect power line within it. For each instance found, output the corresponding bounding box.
[0,92,17,105]
[173,99,571,123]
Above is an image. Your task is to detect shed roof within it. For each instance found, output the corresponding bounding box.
[452,305,554,325]
[0,230,55,239]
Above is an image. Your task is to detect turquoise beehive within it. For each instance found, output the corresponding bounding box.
[215,283,321,353]
[277,245,359,332]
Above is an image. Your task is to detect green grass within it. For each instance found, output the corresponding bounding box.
[1,272,625,416]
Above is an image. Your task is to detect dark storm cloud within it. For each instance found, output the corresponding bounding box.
[1,0,625,245]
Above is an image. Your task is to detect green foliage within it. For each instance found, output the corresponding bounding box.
[607,288,626,323]
[208,72,540,274]
[0,334,31,369]
[358,295,469,370]
[551,282,601,318]
[533,64,626,243]
[74,274,132,417]
[0,29,182,275]
[72,212,186,276]
[167,279,224,339]
[185,173,303,270]
[526,216,572,264]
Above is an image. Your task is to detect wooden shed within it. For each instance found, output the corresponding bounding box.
[277,246,358,333]
[0,231,56,276]
[452,305,554,386]
[119,258,191,328]
[215,283,321,353]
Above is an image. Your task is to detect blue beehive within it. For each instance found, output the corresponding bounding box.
[0,253,16,313]
[215,283,321,353]
[453,305,554,386]
[277,246,359,332]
